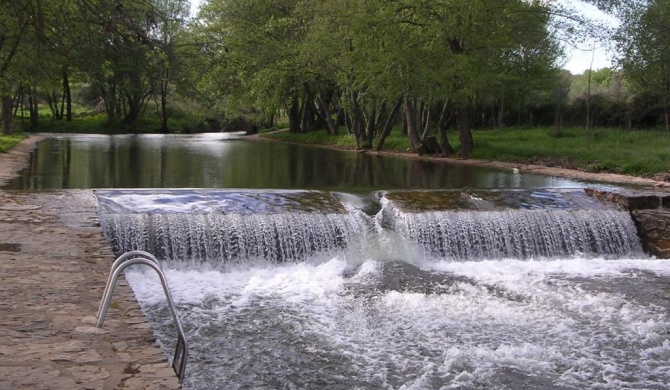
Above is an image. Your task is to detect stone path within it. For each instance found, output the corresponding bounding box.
[0,138,180,389]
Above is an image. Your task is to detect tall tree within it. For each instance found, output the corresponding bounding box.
[615,0,670,133]
[74,0,182,130]
[149,0,190,133]
[0,1,32,134]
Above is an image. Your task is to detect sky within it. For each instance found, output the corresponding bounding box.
[562,0,619,74]
[188,0,617,75]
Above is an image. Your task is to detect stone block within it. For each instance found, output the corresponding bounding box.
[632,209,670,258]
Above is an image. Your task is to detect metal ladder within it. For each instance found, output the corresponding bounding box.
[96,250,188,383]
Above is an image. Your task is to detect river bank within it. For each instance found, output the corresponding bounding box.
[0,136,180,389]
[254,130,670,190]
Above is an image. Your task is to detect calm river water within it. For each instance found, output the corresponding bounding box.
[5,133,595,192]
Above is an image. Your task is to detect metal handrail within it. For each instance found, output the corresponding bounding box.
[97,250,161,319]
[96,252,188,383]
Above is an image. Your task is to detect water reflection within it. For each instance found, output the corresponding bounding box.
[6,133,595,192]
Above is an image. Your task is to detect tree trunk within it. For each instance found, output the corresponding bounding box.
[498,97,505,128]
[60,88,66,120]
[28,87,39,128]
[437,100,455,156]
[12,89,21,117]
[16,87,24,121]
[2,95,14,134]
[585,47,595,146]
[160,84,168,133]
[315,91,338,135]
[517,97,525,127]
[344,111,353,135]
[63,68,72,121]
[349,92,365,148]
[420,104,432,142]
[375,98,402,151]
[418,99,426,132]
[664,97,669,137]
[363,103,378,149]
[51,91,61,120]
[122,94,142,131]
[158,65,169,133]
[101,84,118,124]
[456,104,473,159]
[404,97,425,155]
[288,95,301,133]
[299,94,315,133]
[553,102,562,137]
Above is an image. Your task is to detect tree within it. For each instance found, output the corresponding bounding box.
[192,0,593,153]
[0,1,32,134]
[149,0,190,133]
[615,0,670,133]
[72,0,187,130]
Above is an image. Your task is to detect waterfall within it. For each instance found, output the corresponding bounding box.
[98,189,645,266]
[101,212,365,265]
[380,202,644,261]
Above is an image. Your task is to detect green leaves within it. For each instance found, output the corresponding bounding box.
[191,0,565,148]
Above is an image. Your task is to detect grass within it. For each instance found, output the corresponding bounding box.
[264,129,358,148]
[265,126,670,177]
[17,113,214,134]
[472,127,670,176]
[0,133,27,153]
[257,122,290,134]
[19,114,111,133]
[13,102,218,134]
[15,103,92,120]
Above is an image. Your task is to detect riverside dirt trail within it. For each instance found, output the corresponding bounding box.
[0,135,180,389]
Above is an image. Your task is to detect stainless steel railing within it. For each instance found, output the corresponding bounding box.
[96,250,188,383]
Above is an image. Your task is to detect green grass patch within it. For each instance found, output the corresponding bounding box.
[471,127,670,176]
[20,114,111,133]
[264,128,418,151]
[0,133,28,153]
[15,103,94,120]
[258,122,290,134]
[263,129,358,148]
[18,113,215,134]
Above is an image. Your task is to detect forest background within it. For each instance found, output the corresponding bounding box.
[1,0,669,177]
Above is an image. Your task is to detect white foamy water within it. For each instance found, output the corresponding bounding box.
[125,257,670,390]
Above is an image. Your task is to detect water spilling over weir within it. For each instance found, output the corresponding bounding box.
[96,189,670,390]
[98,188,643,264]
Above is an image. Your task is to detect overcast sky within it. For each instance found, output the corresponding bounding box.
[188,0,617,74]
[562,0,618,74]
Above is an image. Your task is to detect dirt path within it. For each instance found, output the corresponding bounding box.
[0,136,180,389]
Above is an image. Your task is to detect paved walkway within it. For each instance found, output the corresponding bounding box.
[0,138,180,389]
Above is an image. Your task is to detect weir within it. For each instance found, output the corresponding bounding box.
[378,189,643,260]
[98,189,366,265]
[95,188,670,390]
[97,188,644,265]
